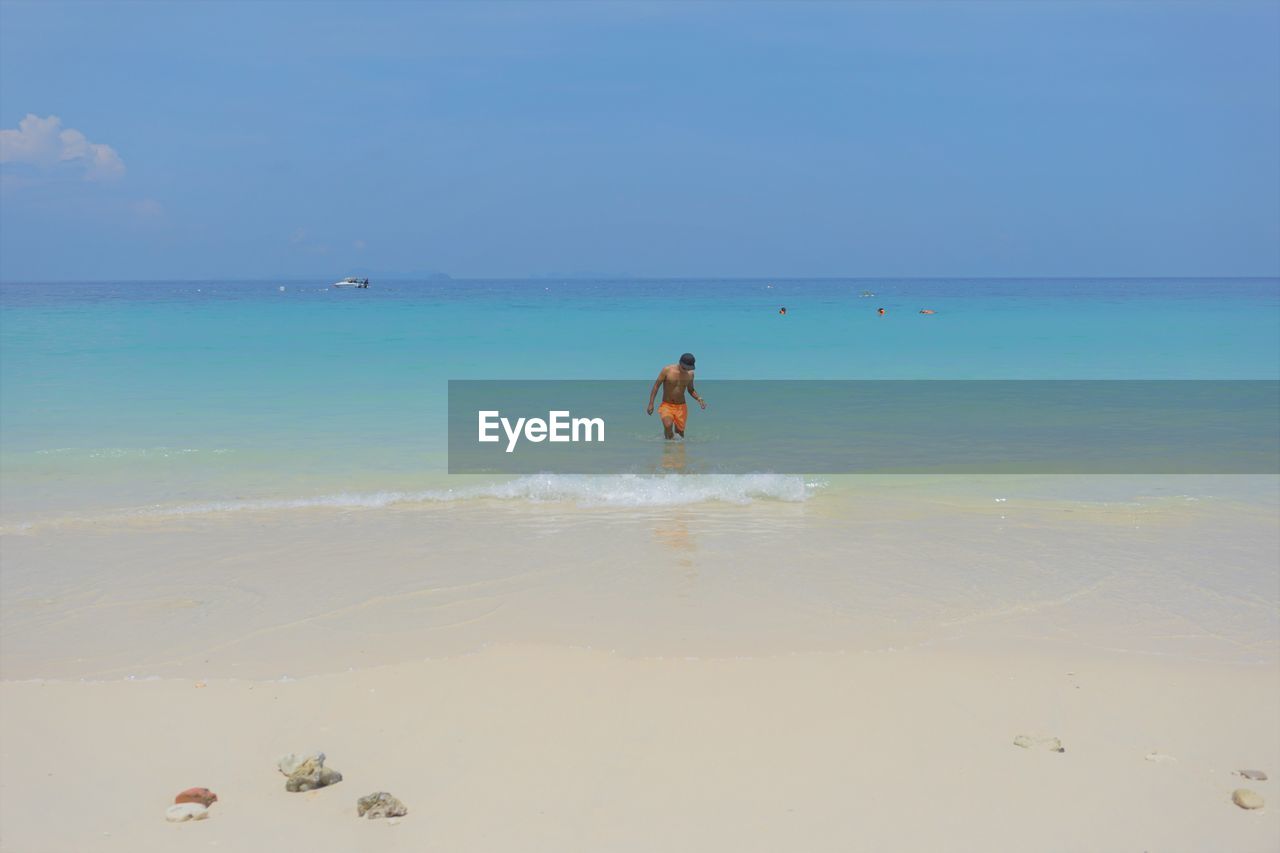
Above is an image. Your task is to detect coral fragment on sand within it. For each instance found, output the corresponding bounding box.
[278,751,343,792]
[357,791,409,819]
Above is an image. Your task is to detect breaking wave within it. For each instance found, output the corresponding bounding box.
[477,473,817,506]
[157,473,817,516]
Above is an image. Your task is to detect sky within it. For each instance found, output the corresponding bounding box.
[0,0,1277,280]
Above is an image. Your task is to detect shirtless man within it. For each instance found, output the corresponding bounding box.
[646,353,707,439]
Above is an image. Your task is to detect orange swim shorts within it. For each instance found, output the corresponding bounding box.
[658,401,688,431]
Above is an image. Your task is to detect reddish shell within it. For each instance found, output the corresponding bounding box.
[174,788,218,807]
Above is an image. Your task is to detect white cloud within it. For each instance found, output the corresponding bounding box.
[0,114,125,180]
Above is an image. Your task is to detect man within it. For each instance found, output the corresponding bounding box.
[646,353,707,440]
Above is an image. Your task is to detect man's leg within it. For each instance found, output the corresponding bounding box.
[661,415,675,440]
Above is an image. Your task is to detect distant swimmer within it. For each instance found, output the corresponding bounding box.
[919,309,936,315]
[877,307,887,316]
[647,352,706,440]
[779,306,787,315]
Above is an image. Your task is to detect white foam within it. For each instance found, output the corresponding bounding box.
[476,473,816,506]
[146,473,816,517]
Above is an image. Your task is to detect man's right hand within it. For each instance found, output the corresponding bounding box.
[646,403,654,416]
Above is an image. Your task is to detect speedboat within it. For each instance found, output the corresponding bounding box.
[332,277,370,289]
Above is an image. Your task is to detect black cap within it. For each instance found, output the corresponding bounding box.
[679,353,696,369]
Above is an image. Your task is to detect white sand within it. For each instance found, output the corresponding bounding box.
[1,479,1277,851]
[4,485,1276,679]
[2,643,1277,852]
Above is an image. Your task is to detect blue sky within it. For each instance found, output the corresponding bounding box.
[1,0,1277,280]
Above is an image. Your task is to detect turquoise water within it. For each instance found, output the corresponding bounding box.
[2,278,1277,515]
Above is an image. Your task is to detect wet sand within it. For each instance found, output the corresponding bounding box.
[1,478,1277,851]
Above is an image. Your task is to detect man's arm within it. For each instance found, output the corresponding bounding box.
[647,368,666,415]
[688,380,707,410]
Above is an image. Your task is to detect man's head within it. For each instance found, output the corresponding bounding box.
[678,353,696,371]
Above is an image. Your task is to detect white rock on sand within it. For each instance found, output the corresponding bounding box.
[164,803,208,822]
[277,751,322,776]
[1232,789,1265,810]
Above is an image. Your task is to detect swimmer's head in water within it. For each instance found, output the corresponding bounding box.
[679,353,696,371]
[919,309,936,315]
[877,307,886,315]
[779,307,787,314]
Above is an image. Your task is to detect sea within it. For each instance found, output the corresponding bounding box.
[2,277,1278,522]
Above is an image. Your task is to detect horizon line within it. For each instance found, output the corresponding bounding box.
[2,275,1279,285]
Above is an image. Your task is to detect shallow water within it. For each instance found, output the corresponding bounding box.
[2,280,1277,675]
[2,278,1277,518]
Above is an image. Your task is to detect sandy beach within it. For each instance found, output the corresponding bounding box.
[4,0,1278,847]
[2,478,1277,851]
[3,643,1276,852]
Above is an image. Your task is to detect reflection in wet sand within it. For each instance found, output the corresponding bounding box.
[653,515,697,593]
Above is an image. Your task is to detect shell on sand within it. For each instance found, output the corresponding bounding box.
[1232,789,1264,810]
[1236,769,1268,781]
[165,803,209,822]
